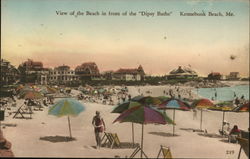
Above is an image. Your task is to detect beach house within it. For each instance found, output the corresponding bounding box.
[75,62,101,81]
[166,66,198,80]
[207,72,222,80]
[0,59,20,85]
[112,65,145,81]
[18,59,49,84]
[226,72,240,80]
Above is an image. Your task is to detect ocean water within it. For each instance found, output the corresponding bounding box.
[195,85,249,102]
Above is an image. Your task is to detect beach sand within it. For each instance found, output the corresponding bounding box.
[1,85,249,158]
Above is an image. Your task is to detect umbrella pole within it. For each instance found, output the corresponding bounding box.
[222,111,225,136]
[200,109,203,130]
[173,109,175,136]
[141,123,144,159]
[68,116,72,138]
[132,122,135,147]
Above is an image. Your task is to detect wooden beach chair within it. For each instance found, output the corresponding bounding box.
[157,145,172,159]
[12,104,26,119]
[110,133,121,148]
[101,132,121,148]
[101,132,113,147]
[129,144,148,158]
[12,104,32,119]
[237,137,249,159]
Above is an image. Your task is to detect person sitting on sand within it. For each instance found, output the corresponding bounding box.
[219,121,230,136]
[92,111,106,149]
[228,125,241,143]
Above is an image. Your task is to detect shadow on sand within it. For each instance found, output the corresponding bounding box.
[180,128,205,132]
[102,142,140,149]
[197,133,227,139]
[219,139,238,144]
[148,132,180,137]
[39,136,76,143]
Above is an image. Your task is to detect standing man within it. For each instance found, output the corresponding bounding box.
[92,111,106,149]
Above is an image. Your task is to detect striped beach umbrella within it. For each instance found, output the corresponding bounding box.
[111,101,143,146]
[23,91,44,99]
[48,98,86,138]
[159,98,191,135]
[208,101,233,136]
[132,96,162,106]
[113,105,174,158]
[192,98,214,130]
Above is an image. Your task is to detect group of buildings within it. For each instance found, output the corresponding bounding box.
[1,59,146,85]
[0,58,244,85]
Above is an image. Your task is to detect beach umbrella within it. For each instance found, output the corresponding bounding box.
[208,101,234,135]
[112,101,143,146]
[23,91,44,100]
[112,101,142,113]
[113,105,174,158]
[159,98,191,135]
[47,86,57,93]
[131,95,144,101]
[48,98,85,138]
[156,96,170,103]
[233,102,249,112]
[17,85,34,97]
[132,96,162,105]
[192,98,214,130]
[18,85,34,94]
[38,86,57,95]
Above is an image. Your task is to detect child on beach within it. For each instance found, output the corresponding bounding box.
[92,111,106,149]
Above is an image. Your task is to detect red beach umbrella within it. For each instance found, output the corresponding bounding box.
[192,99,214,130]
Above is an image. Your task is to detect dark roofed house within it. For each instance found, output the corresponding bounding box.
[166,66,198,80]
[22,59,43,71]
[18,59,48,84]
[75,62,100,80]
[1,59,20,85]
[208,72,222,80]
[113,65,145,81]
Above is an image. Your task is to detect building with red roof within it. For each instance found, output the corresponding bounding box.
[112,65,145,81]
[75,62,100,80]
[18,59,49,84]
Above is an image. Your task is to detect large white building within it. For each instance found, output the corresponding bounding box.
[49,65,79,84]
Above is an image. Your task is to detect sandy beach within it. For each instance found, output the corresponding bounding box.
[1,84,249,158]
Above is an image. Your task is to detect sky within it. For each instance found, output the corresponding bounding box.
[1,0,249,76]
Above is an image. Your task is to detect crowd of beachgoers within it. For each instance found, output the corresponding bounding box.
[0,81,249,158]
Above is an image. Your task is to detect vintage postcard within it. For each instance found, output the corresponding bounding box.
[1,0,249,158]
